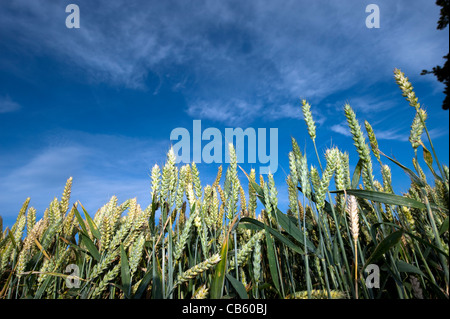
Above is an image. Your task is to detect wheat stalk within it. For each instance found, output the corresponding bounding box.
[346,194,359,298]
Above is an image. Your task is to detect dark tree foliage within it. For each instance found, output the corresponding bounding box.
[421,0,449,110]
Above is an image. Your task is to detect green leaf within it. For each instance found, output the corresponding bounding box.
[331,189,426,210]
[133,269,153,299]
[120,243,131,298]
[419,141,443,182]
[395,260,425,277]
[73,205,88,234]
[406,230,449,257]
[149,193,158,235]
[274,208,316,253]
[380,151,426,188]
[352,158,364,189]
[421,142,433,167]
[239,217,304,255]
[151,255,163,299]
[0,228,10,251]
[250,181,316,253]
[210,231,229,299]
[439,216,449,236]
[225,274,248,299]
[363,230,404,270]
[34,276,52,299]
[79,202,101,241]
[264,226,281,295]
[297,186,334,217]
[80,233,100,262]
[371,221,449,257]
[7,229,18,251]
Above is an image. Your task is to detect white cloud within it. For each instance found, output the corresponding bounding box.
[426,127,449,140]
[330,122,352,137]
[0,131,169,219]
[186,99,263,125]
[263,103,302,121]
[0,96,20,113]
[329,119,411,142]
[0,0,446,124]
[374,129,408,142]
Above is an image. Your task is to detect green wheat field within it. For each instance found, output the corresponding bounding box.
[0,69,448,299]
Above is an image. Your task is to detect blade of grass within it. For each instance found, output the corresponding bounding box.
[239,217,305,255]
[79,201,101,241]
[210,228,229,299]
[225,273,249,299]
[152,254,163,299]
[133,269,153,299]
[120,243,131,298]
[373,221,449,257]
[379,151,426,188]
[250,180,316,253]
[80,233,100,262]
[331,189,427,210]
[395,260,426,277]
[439,216,449,236]
[34,276,52,299]
[33,238,52,262]
[73,204,88,234]
[352,159,364,189]
[363,230,404,270]
[264,225,281,296]
[7,230,18,251]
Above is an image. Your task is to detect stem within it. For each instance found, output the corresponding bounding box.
[233,230,239,281]
[303,195,312,298]
[422,190,449,289]
[418,110,446,181]
[312,139,324,173]
[354,239,358,299]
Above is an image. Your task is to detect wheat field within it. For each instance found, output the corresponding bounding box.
[0,69,448,299]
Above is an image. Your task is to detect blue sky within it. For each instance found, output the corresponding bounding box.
[0,0,448,228]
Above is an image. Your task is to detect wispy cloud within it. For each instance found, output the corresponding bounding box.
[186,99,263,125]
[329,119,411,142]
[0,1,446,125]
[263,103,302,121]
[330,121,352,137]
[0,130,169,219]
[374,128,408,142]
[0,95,20,113]
[426,127,449,140]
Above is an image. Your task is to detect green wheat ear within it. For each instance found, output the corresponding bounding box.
[192,285,209,299]
[286,290,348,299]
[150,164,161,201]
[301,99,316,141]
[287,175,299,217]
[409,108,427,150]
[364,120,381,163]
[344,103,374,189]
[344,104,371,165]
[248,168,257,218]
[394,68,420,109]
[174,254,221,287]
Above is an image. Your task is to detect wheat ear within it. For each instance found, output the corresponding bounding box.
[346,195,359,298]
